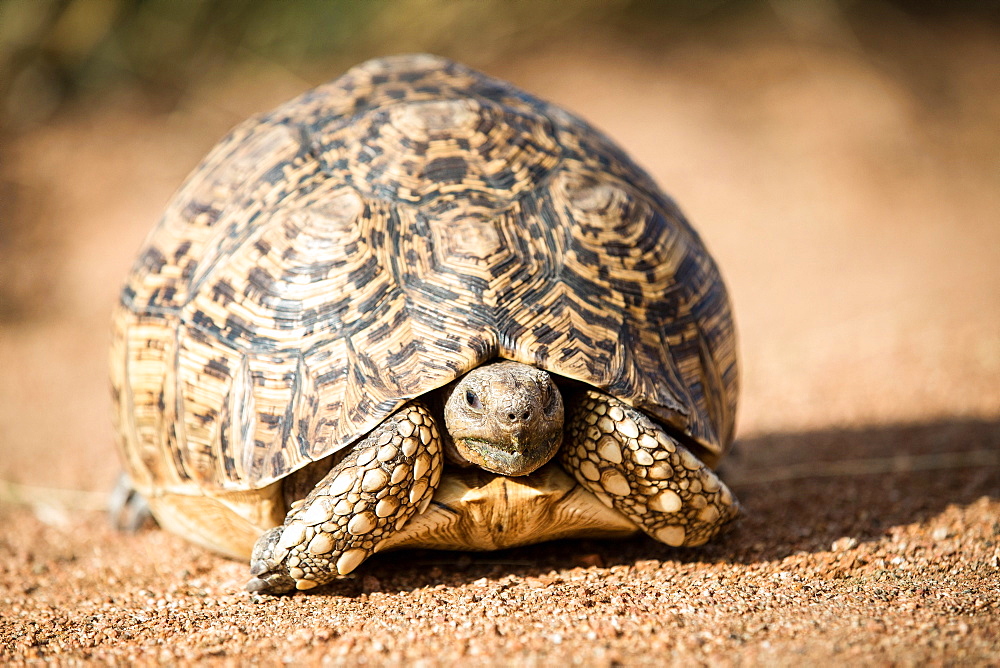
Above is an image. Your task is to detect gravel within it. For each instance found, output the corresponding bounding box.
[3,419,998,664]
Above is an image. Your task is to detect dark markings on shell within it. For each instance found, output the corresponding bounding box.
[111,54,738,491]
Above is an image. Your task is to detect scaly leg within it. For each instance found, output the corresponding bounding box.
[108,472,155,532]
[247,401,442,593]
[561,390,739,547]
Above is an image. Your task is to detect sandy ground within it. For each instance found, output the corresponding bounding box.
[2,21,999,665]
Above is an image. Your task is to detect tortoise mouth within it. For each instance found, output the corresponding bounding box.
[452,434,562,477]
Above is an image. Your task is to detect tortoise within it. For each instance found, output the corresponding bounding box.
[110,54,740,594]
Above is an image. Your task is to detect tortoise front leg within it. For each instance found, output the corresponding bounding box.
[246,401,442,594]
[560,390,739,547]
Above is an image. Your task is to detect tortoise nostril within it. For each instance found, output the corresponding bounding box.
[506,409,531,423]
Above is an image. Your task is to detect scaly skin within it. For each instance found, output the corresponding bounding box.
[247,402,442,594]
[442,361,564,476]
[561,389,740,547]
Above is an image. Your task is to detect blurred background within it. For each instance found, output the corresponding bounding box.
[1,0,998,499]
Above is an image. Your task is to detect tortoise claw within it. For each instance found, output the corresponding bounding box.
[245,526,296,594]
[246,571,296,595]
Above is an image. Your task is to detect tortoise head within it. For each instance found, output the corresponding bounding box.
[443,361,564,476]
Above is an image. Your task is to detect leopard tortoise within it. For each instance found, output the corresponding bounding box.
[111,54,740,594]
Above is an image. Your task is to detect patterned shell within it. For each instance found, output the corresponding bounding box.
[111,54,738,495]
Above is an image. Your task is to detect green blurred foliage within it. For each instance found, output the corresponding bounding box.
[0,0,661,128]
[1,0,997,130]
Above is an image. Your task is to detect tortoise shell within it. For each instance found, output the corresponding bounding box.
[111,54,738,511]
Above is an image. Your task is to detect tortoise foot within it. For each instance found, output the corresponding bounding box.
[108,472,155,533]
[246,526,297,594]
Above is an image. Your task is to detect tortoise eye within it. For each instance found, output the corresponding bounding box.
[465,390,482,410]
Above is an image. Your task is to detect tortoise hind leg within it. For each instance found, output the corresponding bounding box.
[560,390,740,547]
[246,401,443,594]
[108,472,155,532]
